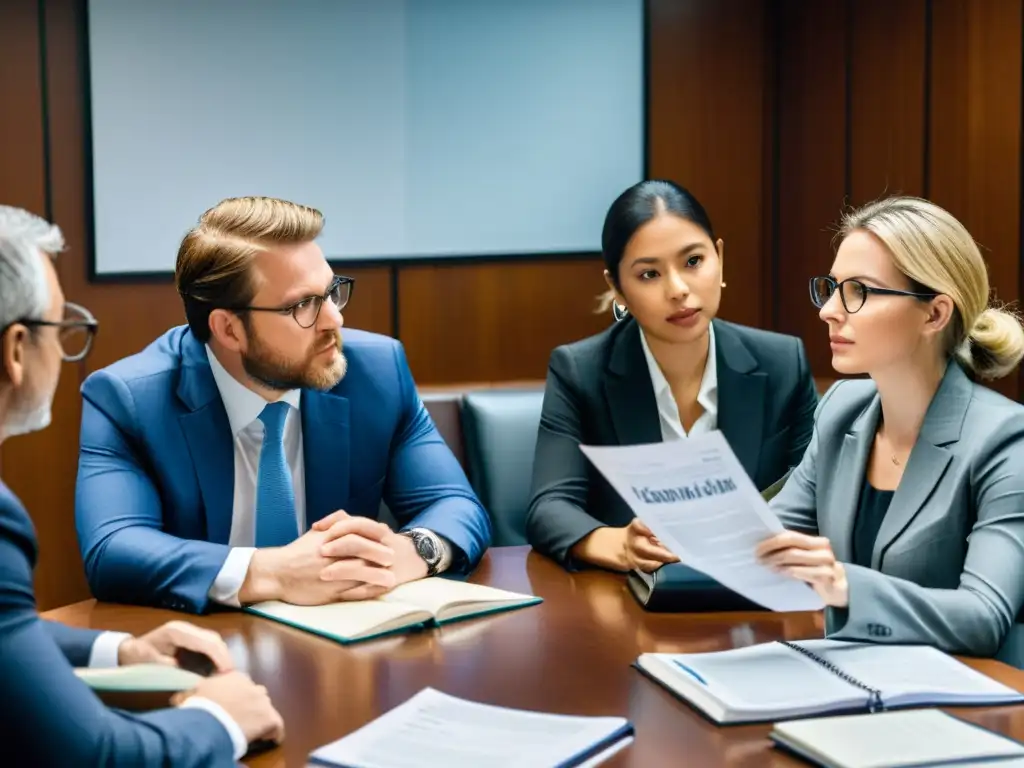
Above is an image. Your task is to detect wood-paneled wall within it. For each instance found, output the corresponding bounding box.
[1,0,1023,608]
[775,0,1023,401]
[647,0,773,331]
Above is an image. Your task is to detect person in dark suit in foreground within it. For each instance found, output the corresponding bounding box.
[0,205,283,765]
[759,196,1024,658]
[526,180,819,572]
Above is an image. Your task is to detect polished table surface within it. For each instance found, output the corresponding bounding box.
[44,546,1024,767]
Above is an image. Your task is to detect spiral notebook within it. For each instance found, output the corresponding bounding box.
[635,639,1024,725]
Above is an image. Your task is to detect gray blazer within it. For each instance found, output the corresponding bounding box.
[771,361,1024,658]
[527,317,819,566]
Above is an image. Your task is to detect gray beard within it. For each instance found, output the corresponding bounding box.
[1,397,52,440]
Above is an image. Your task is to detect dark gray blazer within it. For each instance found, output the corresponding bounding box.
[526,317,819,566]
[771,361,1024,658]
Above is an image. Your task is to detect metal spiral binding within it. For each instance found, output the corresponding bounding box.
[779,641,885,713]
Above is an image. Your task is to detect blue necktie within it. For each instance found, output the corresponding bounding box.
[255,401,298,547]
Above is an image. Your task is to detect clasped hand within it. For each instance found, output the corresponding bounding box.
[242,510,426,605]
[755,530,849,607]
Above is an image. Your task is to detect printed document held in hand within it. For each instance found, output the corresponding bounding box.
[580,431,825,612]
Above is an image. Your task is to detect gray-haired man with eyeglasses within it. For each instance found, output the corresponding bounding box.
[0,205,284,765]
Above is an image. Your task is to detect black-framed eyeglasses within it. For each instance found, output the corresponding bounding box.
[809,276,938,314]
[227,275,354,328]
[7,301,99,362]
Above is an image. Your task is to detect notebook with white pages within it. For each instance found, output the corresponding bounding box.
[247,577,541,644]
[74,664,203,692]
[307,687,634,768]
[770,709,1024,768]
[635,639,1024,725]
[74,664,206,711]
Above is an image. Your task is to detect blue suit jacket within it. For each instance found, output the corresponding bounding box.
[76,326,491,613]
[0,480,233,766]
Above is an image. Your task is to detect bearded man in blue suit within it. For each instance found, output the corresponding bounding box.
[75,196,491,614]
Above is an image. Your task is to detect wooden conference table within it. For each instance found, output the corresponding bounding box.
[45,546,1024,767]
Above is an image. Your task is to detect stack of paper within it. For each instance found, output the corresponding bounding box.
[308,687,634,767]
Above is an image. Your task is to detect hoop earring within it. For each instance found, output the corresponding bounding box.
[612,303,629,321]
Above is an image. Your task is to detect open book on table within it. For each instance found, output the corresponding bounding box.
[246,577,541,644]
[636,638,1024,725]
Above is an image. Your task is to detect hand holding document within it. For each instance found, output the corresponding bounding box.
[580,431,825,612]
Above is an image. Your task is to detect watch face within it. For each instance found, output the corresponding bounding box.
[415,533,439,563]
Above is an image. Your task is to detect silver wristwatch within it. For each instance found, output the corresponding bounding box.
[402,528,451,576]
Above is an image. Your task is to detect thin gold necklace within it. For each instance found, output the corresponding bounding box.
[877,431,903,466]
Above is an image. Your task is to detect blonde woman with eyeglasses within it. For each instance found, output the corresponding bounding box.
[759,195,1024,659]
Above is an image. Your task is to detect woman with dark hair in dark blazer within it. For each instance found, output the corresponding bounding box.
[526,180,819,572]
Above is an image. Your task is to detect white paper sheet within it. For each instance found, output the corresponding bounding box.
[580,431,825,612]
[308,687,631,768]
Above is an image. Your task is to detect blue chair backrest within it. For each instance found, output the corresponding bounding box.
[461,388,544,546]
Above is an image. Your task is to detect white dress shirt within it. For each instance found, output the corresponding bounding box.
[88,631,132,668]
[203,345,452,606]
[639,323,719,440]
[206,346,305,607]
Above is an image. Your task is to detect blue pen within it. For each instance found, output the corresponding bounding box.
[671,659,708,686]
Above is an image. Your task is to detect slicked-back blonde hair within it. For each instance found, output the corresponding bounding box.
[176,196,324,342]
[839,196,1024,380]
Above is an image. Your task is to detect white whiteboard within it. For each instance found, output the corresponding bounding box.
[86,0,644,275]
